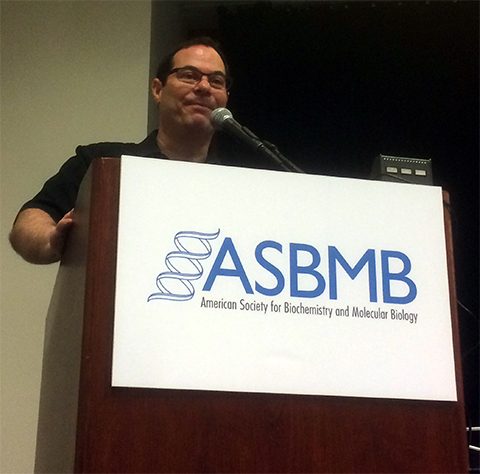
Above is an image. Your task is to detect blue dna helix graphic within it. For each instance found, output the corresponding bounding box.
[147,230,220,302]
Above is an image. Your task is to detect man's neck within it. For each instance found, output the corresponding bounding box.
[156,125,212,163]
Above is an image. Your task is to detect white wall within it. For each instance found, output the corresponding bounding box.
[0,2,152,472]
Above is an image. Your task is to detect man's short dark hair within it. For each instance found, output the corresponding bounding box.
[155,37,230,86]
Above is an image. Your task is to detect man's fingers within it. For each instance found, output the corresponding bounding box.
[56,209,75,233]
[50,210,75,255]
[56,217,73,233]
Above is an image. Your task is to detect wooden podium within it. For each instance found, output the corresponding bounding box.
[35,158,469,473]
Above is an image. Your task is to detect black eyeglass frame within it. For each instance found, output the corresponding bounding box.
[167,66,231,90]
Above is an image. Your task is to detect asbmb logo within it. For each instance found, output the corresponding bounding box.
[148,230,417,305]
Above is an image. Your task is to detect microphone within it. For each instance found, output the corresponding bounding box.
[210,108,305,173]
[210,108,263,150]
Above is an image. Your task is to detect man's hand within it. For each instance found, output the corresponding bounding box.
[9,208,74,264]
[49,210,74,258]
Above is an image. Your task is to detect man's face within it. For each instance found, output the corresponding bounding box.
[153,45,228,133]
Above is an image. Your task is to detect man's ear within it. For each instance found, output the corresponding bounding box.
[151,78,163,104]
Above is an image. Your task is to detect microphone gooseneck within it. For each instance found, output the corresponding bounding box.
[210,108,304,173]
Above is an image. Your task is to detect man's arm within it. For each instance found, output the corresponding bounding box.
[9,209,74,264]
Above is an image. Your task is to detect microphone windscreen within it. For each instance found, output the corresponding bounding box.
[210,107,233,130]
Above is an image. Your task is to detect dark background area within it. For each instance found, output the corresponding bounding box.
[189,0,478,467]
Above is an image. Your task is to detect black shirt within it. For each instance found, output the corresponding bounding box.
[20,131,219,222]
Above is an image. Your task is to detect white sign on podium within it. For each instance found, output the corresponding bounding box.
[112,155,456,402]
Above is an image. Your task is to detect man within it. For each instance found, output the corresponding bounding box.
[9,37,230,264]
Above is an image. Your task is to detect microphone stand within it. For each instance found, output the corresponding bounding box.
[241,126,305,174]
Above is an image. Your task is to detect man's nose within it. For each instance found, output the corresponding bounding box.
[194,76,211,92]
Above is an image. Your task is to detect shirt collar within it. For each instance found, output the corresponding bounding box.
[137,130,221,164]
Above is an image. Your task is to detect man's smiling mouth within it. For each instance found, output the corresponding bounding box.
[186,102,212,110]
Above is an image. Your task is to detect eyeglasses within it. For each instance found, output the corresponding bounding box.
[168,66,230,90]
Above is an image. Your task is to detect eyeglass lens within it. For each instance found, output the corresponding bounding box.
[176,66,227,89]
